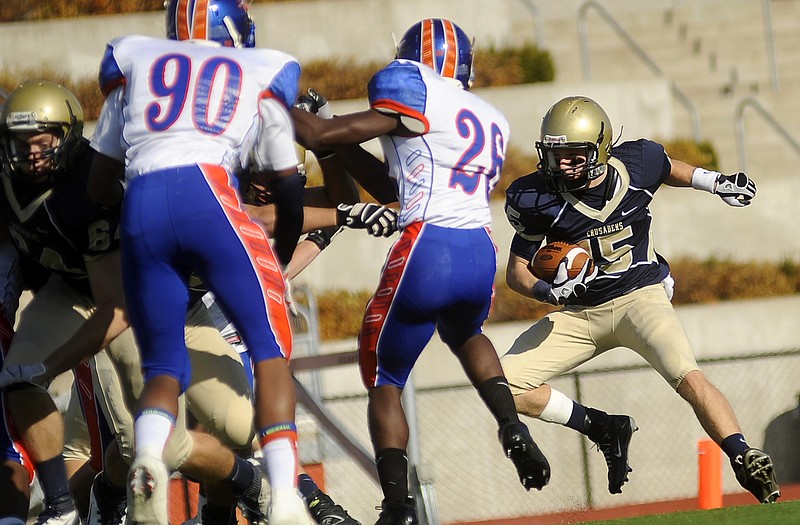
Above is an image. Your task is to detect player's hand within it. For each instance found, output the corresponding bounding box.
[549,257,598,305]
[0,363,48,390]
[715,172,756,207]
[283,277,298,317]
[336,203,398,238]
[305,226,343,251]
[295,88,332,120]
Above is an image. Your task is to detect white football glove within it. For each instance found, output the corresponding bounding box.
[0,363,48,390]
[336,203,398,238]
[533,257,598,305]
[691,168,756,207]
[714,172,756,207]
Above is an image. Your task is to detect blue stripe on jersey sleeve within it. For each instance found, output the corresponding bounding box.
[98,43,125,97]
[269,61,301,109]
[368,61,427,114]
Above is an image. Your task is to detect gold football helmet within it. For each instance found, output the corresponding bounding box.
[535,96,613,192]
[0,80,84,183]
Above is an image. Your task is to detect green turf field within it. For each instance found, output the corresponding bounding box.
[586,500,800,524]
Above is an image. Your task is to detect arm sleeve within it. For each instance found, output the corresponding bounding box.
[253,97,299,172]
[367,61,429,134]
[90,86,126,162]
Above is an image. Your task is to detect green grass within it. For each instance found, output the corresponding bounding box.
[587,500,800,524]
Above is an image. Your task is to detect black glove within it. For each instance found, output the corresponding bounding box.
[336,203,398,238]
[305,226,343,251]
[294,88,332,119]
[715,172,756,207]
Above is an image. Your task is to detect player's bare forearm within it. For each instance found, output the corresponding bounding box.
[506,253,538,299]
[45,253,129,377]
[333,144,398,204]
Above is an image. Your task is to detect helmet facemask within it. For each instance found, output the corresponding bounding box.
[535,96,613,193]
[536,132,607,193]
[0,80,84,186]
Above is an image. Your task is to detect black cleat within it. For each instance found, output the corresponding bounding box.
[499,422,550,491]
[306,489,361,525]
[87,474,128,525]
[590,415,637,494]
[733,448,781,504]
[373,498,417,525]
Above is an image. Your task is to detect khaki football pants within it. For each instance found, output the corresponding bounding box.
[502,283,700,394]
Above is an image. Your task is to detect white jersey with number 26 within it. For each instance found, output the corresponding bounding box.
[368,59,510,230]
[92,35,300,180]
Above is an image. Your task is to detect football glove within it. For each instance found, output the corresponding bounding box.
[715,172,756,207]
[336,203,398,238]
[305,226,343,251]
[294,88,332,120]
[533,257,598,305]
[0,363,47,390]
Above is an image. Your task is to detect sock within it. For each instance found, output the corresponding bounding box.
[721,433,749,461]
[134,409,176,459]
[476,376,520,427]
[34,455,74,509]
[201,501,237,525]
[297,473,320,499]
[375,448,409,504]
[226,456,256,497]
[538,388,576,425]
[585,407,609,442]
[259,423,299,491]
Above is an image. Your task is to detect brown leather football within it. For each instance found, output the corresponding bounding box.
[529,241,594,283]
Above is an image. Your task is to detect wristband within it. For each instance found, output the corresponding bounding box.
[532,279,554,304]
[690,168,719,193]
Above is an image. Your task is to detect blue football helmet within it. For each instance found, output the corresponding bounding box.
[165,0,256,48]
[395,18,475,90]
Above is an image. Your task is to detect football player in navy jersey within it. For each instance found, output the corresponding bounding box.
[293,18,550,525]
[501,95,779,503]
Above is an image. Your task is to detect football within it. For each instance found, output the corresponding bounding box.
[529,241,594,283]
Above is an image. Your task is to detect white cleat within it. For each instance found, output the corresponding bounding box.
[127,456,170,525]
[268,488,315,525]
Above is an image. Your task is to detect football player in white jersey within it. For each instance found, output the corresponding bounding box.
[501,95,778,504]
[87,1,312,524]
[292,18,550,525]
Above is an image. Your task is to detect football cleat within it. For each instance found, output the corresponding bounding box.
[499,422,551,491]
[127,455,170,525]
[306,488,361,525]
[236,458,269,525]
[589,415,637,494]
[268,487,315,525]
[733,448,781,504]
[33,506,81,525]
[87,473,128,525]
[374,498,417,525]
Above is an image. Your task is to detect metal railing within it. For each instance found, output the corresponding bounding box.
[734,96,800,173]
[577,1,701,141]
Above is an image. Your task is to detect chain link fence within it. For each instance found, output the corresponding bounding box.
[293,350,800,524]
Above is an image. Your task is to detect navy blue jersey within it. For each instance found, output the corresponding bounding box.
[505,139,672,305]
[0,140,121,297]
